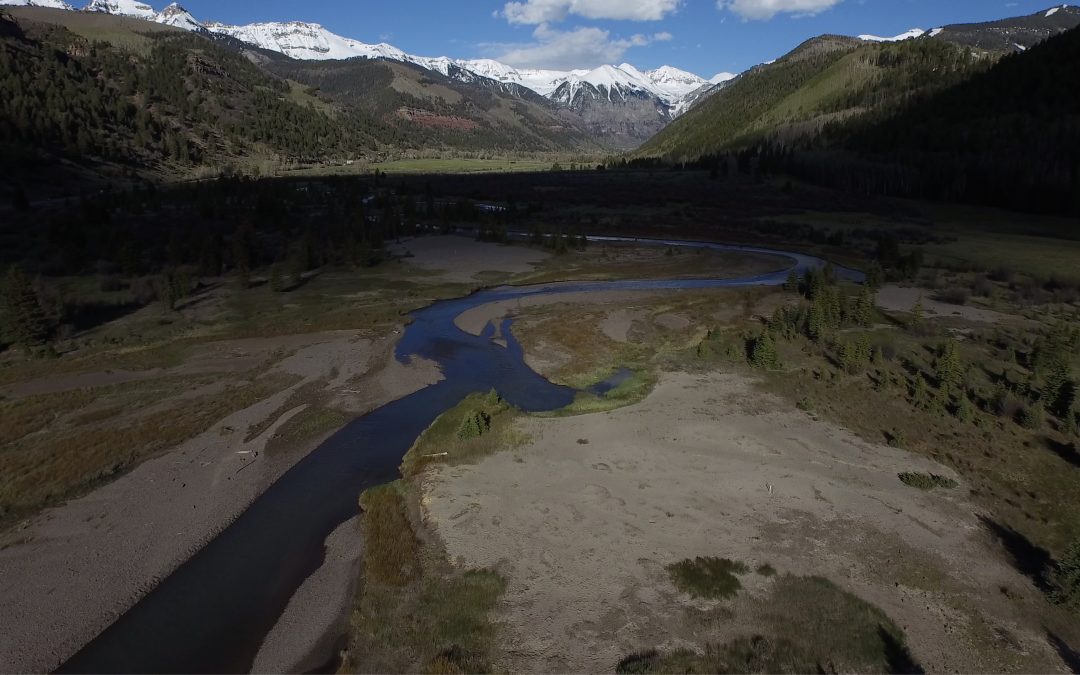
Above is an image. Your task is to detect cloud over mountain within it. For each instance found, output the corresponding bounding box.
[502,0,680,25]
[718,0,843,21]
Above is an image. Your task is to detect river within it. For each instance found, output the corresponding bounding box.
[57,238,861,673]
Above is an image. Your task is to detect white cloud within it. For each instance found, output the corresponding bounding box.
[488,24,670,69]
[718,0,842,21]
[502,0,680,25]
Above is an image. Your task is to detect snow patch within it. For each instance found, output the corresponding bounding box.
[858,28,926,42]
[0,0,74,8]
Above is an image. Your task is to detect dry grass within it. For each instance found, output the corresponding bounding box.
[359,483,422,587]
[0,374,297,525]
[619,575,919,674]
[345,480,506,673]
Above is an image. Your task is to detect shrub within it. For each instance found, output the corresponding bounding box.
[1015,404,1044,430]
[936,288,969,306]
[667,557,749,599]
[1051,540,1080,611]
[898,472,958,490]
[756,563,777,577]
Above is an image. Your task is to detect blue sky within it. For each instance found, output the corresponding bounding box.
[174,0,1070,75]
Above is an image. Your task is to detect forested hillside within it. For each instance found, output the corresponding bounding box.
[797,25,1080,215]
[0,9,390,190]
[0,7,597,196]
[263,56,598,153]
[638,35,989,159]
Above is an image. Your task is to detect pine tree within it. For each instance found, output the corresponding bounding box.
[750,331,780,370]
[783,268,799,292]
[270,264,285,293]
[909,295,925,331]
[1044,360,1075,418]
[1052,540,1080,610]
[854,286,875,327]
[1,266,49,348]
[911,373,930,410]
[935,341,963,398]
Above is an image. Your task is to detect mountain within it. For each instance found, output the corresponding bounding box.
[799,24,1080,215]
[0,6,602,200]
[639,6,1080,160]
[0,0,728,147]
[928,4,1080,51]
[84,0,154,20]
[0,0,72,8]
[858,28,926,42]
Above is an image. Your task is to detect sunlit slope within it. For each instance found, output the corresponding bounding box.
[638,36,981,159]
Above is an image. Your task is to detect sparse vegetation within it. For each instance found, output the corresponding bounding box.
[401,391,523,476]
[667,557,749,600]
[898,472,958,490]
[620,574,920,674]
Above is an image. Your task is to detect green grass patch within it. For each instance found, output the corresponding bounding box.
[400,390,524,476]
[542,367,656,417]
[898,472,958,490]
[369,157,555,174]
[667,557,750,600]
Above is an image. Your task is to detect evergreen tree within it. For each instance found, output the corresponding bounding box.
[911,373,930,410]
[935,341,963,398]
[1,266,49,348]
[853,286,875,327]
[783,268,799,292]
[270,264,285,293]
[1052,540,1080,610]
[1044,360,1075,418]
[750,331,780,370]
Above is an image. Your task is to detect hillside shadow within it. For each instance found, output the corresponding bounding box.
[1047,631,1080,674]
[1044,437,1080,469]
[68,300,143,333]
[879,626,924,674]
[979,515,1053,591]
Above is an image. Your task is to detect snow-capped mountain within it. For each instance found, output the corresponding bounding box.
[81,0,204,30]
[154,3,200,31]
[202,20,711,116]
[84,0,155,20]
[10,0,732,125]
[0,0,74,9]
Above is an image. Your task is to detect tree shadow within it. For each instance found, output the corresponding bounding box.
[1044,437,1080,469]
[979,515,1054,591]
[67,300,143,333]
[1046,631,1080,674]
[879,626,924,674]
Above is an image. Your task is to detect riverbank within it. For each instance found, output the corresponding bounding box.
[0,328,440,673]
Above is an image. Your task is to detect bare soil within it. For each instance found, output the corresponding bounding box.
[423,371,1071,673]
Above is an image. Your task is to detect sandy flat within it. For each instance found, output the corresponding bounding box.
[423,371,1066,673]
[877,285,1014,324]
[0,330,441,673]
[389,235,549,283]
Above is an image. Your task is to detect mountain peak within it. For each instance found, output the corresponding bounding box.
[84,0,156,19]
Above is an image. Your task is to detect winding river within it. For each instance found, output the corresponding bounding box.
[57,238,862,674]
